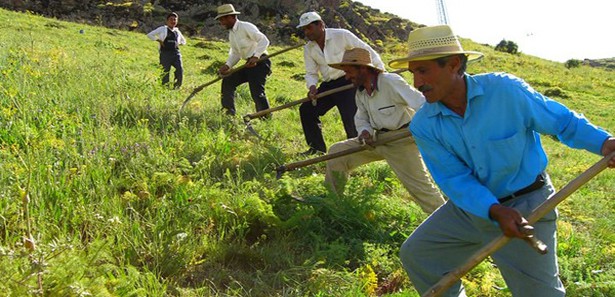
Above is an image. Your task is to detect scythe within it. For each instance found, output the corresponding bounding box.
[243,69,409,139]
[179,43,304,112]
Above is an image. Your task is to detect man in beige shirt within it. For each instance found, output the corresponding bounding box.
[325,48,445,213]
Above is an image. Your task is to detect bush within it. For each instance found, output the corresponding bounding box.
[565,59,582,69]
[544,87,570,98]
[495,39,518,54]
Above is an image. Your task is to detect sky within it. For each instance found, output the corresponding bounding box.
[355,0,615,62]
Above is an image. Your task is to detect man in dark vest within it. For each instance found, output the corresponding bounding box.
[147,12,186,89]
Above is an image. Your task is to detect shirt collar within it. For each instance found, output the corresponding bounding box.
[307,28,330,48]
[423,73,484,117]
[466,74,484,102]
[358,73,379,94]
[231,20,240,32]
[323,28,332,43]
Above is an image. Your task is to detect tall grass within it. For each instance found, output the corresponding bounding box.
[1,8,613,296]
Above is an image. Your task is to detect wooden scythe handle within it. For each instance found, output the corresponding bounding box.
[276,129,412,177]
[244,68,409,121]
[180,43,304,112]
[244,84,354,122]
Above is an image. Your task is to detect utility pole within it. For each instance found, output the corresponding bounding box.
[435,0,450,25]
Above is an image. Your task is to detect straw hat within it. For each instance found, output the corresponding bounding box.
[296,12,322,28]
[328,48,382,71]
[214,4,241,20]
[389,25,483,69]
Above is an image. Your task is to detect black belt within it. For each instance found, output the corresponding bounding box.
[379,122,409,132]
[245,54,267,61]
[498,173,546,203]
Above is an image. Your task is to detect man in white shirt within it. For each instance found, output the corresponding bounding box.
[147,12,186,89]
[325,48,445,214]
[296,12,385,155]
[215,4,271,116]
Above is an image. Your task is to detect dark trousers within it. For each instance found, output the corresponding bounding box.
[221,58,271,115]
[160,51,183,88]
[299,77,358,153]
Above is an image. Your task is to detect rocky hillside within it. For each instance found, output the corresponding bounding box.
[584,58,615,70]
[0,0,420,49]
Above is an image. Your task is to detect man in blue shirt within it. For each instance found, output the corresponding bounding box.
[388,25,615,296]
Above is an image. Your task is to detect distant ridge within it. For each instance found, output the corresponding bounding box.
[3,1,610,65]
[0,0,421,50]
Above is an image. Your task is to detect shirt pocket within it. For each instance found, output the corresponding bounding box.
[377,105,396,116]
[485,131,526,174]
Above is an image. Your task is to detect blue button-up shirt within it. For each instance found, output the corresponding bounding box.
[410,72,611,220]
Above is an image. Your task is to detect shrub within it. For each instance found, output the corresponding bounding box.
[544,87,570,98]
[565,59,582,69]
[495,39,518,54]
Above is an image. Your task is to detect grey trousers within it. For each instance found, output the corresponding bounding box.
[399,174,565,296]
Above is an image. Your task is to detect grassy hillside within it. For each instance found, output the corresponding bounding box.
[1,8,613,296]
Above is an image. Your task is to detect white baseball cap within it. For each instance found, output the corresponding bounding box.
[296,12,322,28]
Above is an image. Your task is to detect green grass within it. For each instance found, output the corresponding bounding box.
[1,8,614,296]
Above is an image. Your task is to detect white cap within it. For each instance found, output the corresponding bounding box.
[296,12,322,28]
